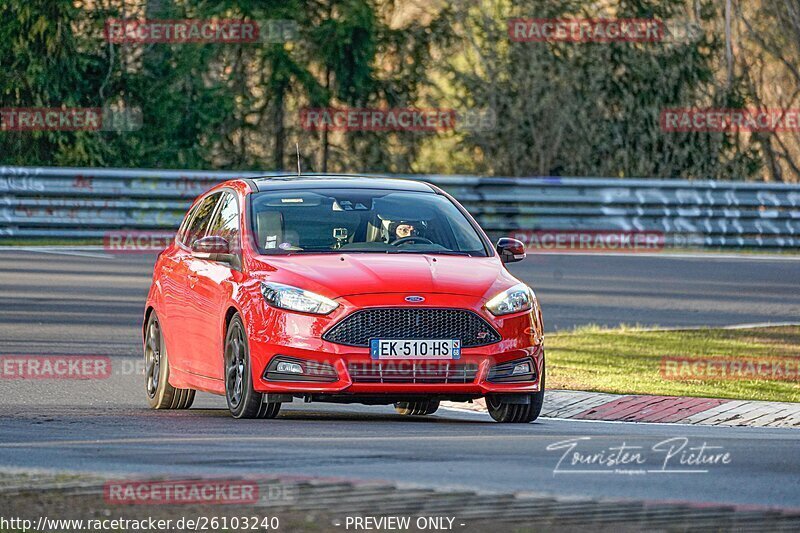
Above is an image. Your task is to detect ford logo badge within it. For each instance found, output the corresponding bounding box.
[405,295,425,303]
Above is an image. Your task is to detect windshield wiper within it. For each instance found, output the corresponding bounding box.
[388,250,472,256]
[273,249,475,256]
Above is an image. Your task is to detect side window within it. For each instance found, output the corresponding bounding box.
[206,191,240,252]
[184,193,221,247]
[177,203,200,245]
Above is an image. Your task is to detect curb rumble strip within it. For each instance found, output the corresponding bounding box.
[444,390,800,428]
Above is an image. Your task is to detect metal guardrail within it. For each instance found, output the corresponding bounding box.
[1,166,800,248]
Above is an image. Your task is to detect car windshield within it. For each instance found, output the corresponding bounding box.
[250,188,489,256]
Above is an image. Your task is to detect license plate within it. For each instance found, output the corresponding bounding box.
[370,339,461,360]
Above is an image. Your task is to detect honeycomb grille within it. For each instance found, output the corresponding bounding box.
[323,308,501,347]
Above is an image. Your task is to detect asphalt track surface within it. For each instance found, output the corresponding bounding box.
[1,248,799,513]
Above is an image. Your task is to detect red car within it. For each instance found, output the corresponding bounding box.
[143,175,545,422]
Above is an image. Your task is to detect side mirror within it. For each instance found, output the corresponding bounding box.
[191,235,230,255]
[496,238,526,264]
[191,236,240,269]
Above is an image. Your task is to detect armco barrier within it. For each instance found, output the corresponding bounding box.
[1,166,799,248]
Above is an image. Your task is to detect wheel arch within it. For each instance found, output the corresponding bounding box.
[143,305,155,342]
[223,305,241,336]
[222,304,244,363]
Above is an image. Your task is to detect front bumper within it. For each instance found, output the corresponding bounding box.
[246,292,545,396]
[253,352,544,396]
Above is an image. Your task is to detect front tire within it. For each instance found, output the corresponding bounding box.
[395,400,440,416]
[486,365,545,423]
[144,312,195,409]
[225,314,281,419]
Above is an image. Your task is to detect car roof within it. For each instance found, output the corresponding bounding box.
[249,174,436,193]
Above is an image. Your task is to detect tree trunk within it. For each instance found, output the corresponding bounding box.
[322,66,331,173]
[273,86,285,171]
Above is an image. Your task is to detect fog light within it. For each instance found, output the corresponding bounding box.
[487,357,536,383]
[276,362,303,374]
[265,357,338,382]
[512,362,532,375]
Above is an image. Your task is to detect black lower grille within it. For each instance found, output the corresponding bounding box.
[323,308,501,347]
[348,362,479,384]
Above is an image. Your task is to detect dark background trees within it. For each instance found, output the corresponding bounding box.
[0,0,796,181]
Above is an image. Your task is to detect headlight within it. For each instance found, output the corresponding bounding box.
[261,282,339,315]
[485,283,534,316]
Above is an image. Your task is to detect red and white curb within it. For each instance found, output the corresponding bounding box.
[444,390,800,428]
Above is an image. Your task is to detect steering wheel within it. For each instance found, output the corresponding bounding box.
[392,236,434,246]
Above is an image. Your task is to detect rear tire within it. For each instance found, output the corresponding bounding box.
[144,312,195,409]
[486,365,545,423]
[225,314,281,419]
[395,400,440,416]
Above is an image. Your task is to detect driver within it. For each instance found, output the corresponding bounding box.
[383,219,428,244]
[395,222,417,240]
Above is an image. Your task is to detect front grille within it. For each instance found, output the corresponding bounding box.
[323,308,501,348]
[348,362,479,384]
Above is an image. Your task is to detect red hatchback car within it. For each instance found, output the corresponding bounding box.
[144,175,545,422]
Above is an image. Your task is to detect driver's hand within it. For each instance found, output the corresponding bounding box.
[396,224,414,239]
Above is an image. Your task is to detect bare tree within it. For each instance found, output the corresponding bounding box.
[735,0,800,182]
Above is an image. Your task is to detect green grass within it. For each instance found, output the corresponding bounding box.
[548,325,800,402]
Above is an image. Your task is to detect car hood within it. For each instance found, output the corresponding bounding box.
[253,253,517,300]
